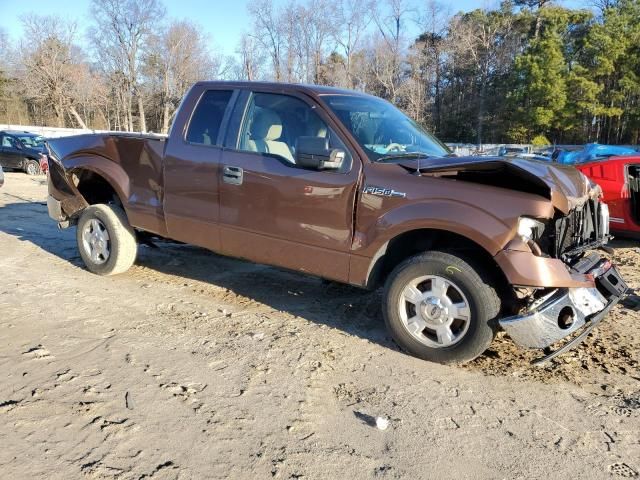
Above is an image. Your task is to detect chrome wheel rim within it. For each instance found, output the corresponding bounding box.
[27,162,38,175]
[81,218,110,264]
[398,275,471,348]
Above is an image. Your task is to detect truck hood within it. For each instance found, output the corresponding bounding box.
[399,156,593,214]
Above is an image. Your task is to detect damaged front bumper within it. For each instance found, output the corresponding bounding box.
[499,253,627,364]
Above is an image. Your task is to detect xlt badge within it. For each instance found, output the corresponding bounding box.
[363,185,407,198]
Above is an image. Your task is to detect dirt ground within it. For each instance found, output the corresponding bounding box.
[1,172,639,480]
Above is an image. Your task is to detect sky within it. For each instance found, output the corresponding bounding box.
[1,0,590,57]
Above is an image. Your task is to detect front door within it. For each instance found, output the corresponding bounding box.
[218,91,361,282]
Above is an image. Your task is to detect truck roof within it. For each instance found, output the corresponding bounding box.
[192,80,377,98]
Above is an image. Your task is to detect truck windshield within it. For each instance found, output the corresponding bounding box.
[322,95,449,161]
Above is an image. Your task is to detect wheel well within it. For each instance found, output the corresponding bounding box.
[367,229,513,305]
[75,170,123,207]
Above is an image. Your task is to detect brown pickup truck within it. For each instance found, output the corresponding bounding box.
[46,81,627,364]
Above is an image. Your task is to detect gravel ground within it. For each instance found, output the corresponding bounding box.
[1,172,639,479]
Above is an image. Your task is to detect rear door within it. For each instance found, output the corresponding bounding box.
[217,89,361,282]
[162,86,237,251]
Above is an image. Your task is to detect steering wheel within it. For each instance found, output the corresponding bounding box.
[386,143,405,153]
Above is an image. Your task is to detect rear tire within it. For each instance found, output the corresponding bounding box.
[76,204,137,276]
[382,251,500,364]
[24,159,40,175]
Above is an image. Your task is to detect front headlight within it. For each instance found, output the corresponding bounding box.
[517,217,546,242]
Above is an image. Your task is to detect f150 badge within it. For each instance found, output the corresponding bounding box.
[363,185,407,198]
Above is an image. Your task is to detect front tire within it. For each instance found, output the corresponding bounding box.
[76,204,137,276]
[24,159,41,175]
[383,251,500,364]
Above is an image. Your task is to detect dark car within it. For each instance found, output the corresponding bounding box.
[0,130,46,175]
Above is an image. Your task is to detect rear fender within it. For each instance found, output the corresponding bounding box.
[48,155,130,219]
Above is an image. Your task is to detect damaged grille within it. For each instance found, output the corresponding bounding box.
[547,198,608,260]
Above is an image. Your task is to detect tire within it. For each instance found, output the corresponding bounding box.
[24,159,40,175]
[382,251,500,364]
[76,204,137,276]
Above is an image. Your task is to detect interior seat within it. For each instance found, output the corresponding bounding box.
[248,109,294,163]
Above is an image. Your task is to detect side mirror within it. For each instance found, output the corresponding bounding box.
[295,136,345,171]
[15,141,23,150]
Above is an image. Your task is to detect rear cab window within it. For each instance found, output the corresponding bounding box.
[186,90,233,146]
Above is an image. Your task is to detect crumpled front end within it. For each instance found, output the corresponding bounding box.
[499,254,626,360]
[495,183,628,362]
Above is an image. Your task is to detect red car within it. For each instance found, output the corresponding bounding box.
[576,155,640,238]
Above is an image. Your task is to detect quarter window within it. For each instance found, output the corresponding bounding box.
[186,90,233,145]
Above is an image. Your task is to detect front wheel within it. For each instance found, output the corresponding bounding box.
[24,159,41,175]
[76,204,137,276]
[383,251,501,364]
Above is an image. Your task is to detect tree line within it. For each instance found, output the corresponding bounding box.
[0,0,638,145]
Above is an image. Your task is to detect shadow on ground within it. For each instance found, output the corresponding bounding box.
[2,198,639,383]
[0,199,394,350]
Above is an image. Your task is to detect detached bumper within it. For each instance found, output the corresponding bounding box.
[499,254,627,361]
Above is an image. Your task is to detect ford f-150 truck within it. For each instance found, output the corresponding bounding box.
[46,81,627,364]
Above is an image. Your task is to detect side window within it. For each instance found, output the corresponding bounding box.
[2,135,14,148]
[186,90,233,146]
[238,93,351,170]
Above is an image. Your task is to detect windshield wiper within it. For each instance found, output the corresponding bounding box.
[375,152,432,163]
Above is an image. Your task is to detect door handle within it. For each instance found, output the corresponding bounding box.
[223,165,243,185]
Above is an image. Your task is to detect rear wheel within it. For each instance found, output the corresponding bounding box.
[76,204,137,276]
[383,251,500,364]
[24,159,40,175]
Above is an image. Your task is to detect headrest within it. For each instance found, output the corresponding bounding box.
[308,114,327,137]
[252,109,283,141]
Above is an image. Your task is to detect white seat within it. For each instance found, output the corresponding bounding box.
[247,109,294,163]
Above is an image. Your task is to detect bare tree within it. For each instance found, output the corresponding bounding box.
[333,0,372,88]
[248,0,285,81]
[89,0,165,132]
[18,15,102,128]
[143,20,217,133]
[370,0,412,99]
[448,10,515,145]
[236,33,264,81]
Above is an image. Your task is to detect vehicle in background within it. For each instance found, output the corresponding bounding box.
[576,155,640,238]
[13,131,46,151]
[45,81,626,365]
[555,143,637,165]
[0,130,46,175]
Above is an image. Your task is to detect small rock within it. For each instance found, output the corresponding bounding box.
[376,417,390,430]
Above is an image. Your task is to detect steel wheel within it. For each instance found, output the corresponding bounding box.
[397,275,472,348]
[81,218,111,265]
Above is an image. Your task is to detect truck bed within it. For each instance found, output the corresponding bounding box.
[47,133,168,236]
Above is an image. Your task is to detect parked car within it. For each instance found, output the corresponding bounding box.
[45,81,626,365]
[576,155,640,238]
[0,130,46,175]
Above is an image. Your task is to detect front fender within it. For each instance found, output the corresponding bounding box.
[354,199,514,258]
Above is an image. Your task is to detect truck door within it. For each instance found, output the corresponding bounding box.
[217,90,361,283]
[162,87,236,251]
